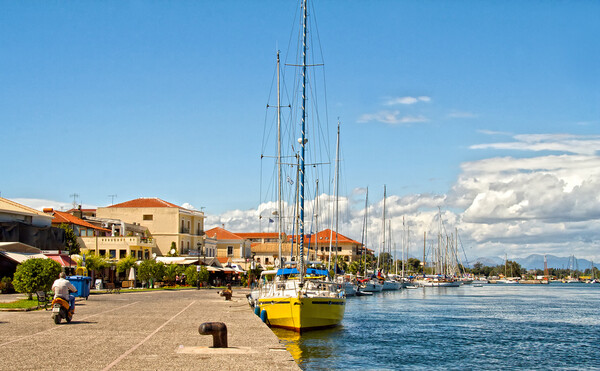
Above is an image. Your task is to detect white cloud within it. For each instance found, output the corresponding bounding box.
[10,133,600,262]
[181,202,197,211]
[471,133,600,155]
[13,198,96,212]
[357,110,428,125]
[384,96,431,105]
[447,110,477,119]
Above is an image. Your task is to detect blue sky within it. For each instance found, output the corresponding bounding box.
[2,1,599,261]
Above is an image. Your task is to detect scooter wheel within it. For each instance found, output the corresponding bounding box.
[53,315,61,325]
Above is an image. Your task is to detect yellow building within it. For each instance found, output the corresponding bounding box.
[204,227,251,260]
[96,198,206,256]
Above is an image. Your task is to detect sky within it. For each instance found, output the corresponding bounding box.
[1,1,599,262]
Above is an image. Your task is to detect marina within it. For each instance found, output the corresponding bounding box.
[272,283,600,370]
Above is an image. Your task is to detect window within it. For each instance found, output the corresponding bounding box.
[120,250,127,259]
[109,250,116,258]
[137,250,143,259]
[338,246,342,252]
[99,249,106,256]
[227,246,233,256]
[143,214,153,221]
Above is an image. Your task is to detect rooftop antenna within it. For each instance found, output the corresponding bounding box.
[108,194,117,205]
[69,193,79,209]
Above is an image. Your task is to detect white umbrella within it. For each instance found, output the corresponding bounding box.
[128,267,136,281]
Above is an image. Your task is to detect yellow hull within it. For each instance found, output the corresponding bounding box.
[258,296,345,332]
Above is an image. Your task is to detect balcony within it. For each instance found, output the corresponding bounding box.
[79,235,157,250]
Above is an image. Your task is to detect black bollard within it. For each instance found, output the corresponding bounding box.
[198,322,228,348]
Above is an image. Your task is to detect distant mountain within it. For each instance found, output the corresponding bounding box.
[470,256,503,267]
[515,254,593,271]
[469,254,594,270]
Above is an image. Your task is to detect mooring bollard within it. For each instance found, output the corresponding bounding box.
[198,322,228,348]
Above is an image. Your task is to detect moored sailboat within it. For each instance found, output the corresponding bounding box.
[257,0,345,332]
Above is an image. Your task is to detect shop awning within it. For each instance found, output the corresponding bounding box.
[46,254,77,267]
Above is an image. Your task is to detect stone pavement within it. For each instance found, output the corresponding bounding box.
[0,288,300,370]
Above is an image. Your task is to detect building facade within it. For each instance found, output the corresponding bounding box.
[96,197,206,256]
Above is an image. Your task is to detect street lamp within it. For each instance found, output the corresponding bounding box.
[197,241,203,290]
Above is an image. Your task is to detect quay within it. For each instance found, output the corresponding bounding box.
[0,288,299,370]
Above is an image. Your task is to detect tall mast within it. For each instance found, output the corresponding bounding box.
[334,121,340,276]
[379,185,386,273]
[277,51,283,267]
[298,0,308,287]
[311,179,319,262]
[423,231,426,275]
[401,217,405,277]
[362,188,369,278]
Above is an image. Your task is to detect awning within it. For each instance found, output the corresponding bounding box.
[46,254,77,267]
[0,251,48,263]
[221,267,236,273]
[206,266,221,272]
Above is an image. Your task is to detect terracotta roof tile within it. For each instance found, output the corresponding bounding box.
[205,227,243,240]
[108,197,185,209]
[287,229,361,245]
[235,232,280,239]
[52,211,110,231]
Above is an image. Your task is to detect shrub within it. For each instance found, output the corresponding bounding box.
[13,258,62,299]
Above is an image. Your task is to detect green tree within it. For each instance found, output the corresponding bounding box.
[406,258,422,273]
[138,260,166,288]
[198,266,209,286]
[167,242,178,256]
[81,254,110,279]
[13,258,62,299]
[184,265,199,286]
[163,264,184,285]
[116,255,137,274]
[58,223,80,255]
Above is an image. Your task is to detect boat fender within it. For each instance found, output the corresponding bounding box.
[260,309,268,323]
[254,306,260,316]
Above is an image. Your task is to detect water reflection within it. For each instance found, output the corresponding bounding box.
[272,326,345,366]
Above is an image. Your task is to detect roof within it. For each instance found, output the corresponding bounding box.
[0,251,48,263]
[287,229,361,245]
[235,232,280,239]
[216,257,231,264]
[0,242,42,253]
[51,211,111,232]
[0,197,52,218]
[108,197,185,209]
[205,227,244,240]
[66,208,97,213]
[46,254,77,267]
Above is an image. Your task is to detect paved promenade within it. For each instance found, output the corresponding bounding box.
[0,288,299,370]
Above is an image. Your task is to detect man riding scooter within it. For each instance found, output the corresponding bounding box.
[51,272,77,324]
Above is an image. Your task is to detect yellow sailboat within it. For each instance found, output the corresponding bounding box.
[257,0,345,332]
[257,267,345,332]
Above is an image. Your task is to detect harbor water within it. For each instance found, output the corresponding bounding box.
[273,283,600,370]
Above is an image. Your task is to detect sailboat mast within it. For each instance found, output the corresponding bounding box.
[277,51,283,267]
[334,122,340,275]
[298,0,308,287]
[364,188,369,278]
[423,231,426,275]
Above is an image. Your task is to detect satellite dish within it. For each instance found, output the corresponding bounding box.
[152,253,157,259]
[170,249,176,255]
[274,259,280,268]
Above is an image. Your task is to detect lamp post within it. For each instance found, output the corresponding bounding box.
[197,241,202,290]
